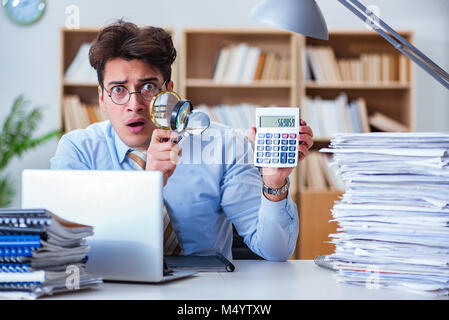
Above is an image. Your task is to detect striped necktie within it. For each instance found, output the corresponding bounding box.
[127,149,183,256]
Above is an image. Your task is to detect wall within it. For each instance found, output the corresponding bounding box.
[1,0,448,207]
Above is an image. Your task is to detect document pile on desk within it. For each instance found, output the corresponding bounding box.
[0,208,102,299]
[320,132,449,296]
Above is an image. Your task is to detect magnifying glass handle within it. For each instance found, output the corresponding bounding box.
[160,137,179,143]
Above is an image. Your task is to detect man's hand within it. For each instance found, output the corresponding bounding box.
[146,129,181,186]
[249,119,314,201]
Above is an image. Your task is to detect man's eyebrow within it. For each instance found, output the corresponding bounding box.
[138,77,159,83]
[107,80,127,86]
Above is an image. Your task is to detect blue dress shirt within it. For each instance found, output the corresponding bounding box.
[50,120,299,261]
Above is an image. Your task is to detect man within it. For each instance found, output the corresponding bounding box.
[51,21,314,261]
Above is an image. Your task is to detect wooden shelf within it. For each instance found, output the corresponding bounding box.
[185,78,293,88]
[63,82,98,87]
[305,81,411,90]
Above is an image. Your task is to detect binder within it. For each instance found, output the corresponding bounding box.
[0,208,102,299]
[165,252,235,272]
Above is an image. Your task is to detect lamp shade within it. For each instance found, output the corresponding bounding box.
[249,0,329,40]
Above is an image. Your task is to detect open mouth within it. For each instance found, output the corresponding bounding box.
[127,121,145,127]
[126,120,146,133]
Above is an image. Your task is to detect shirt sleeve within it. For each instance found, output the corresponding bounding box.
[50,135,91,170]
[219,133,299,262]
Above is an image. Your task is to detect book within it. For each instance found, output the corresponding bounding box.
[253,52,266,81]
[223,43,250,83]
[165,252,235,272]
[212,46,231,82]
[369,112,409,132]
[241,46,261,84]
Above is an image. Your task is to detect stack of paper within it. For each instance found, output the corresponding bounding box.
[320,132,449,296]
[0,208,102,299]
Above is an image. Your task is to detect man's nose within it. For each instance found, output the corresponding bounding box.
[127,92,145,112]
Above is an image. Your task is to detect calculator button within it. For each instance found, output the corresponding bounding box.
[265,133,271,138]
[258,133,265,138]
[288,159,295,164]
[273,140,280,145]
[257,146,264,151]
[272,158,279,164]
[289,133,297,139]
[274,133,280,138]
[280,152,287,164]
[265,140,271,145]
[281,140,288,145]
[265,152,271,157]
[289,146,296,151]
[256,158,263,164]
[257,152,264,157]
[264,158,271,164]
[281,146,288,151]
[288,152,296,158]
[265,146,272,151]
[289,140,296,145]
[272,152,279,157]
[282,133,288,139]
[257,139,264,145]
[272,146,280,151]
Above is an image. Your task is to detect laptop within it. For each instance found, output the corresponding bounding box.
[21,169,196,283]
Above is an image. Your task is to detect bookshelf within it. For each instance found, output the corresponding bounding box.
[179,28,300,106]
[60,27,176,133]
[294,30,415,259]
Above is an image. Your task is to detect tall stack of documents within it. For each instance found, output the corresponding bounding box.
[0,208,102,299]
[320,132,449,296]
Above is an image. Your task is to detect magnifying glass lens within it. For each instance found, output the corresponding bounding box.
[174,102,191,133]
[150,91,210,135]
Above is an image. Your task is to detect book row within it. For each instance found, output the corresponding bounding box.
[299,151,345,192]
[302,94,408,139]
[63,95,108,132]
[305,46,408,83]
[212,43,291,83]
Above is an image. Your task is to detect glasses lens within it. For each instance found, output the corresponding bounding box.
[110,86,129,105]
[141,83,157,101]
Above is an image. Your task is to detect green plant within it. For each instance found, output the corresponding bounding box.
[0,95,60,207]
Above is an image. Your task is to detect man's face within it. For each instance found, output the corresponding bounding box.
[99,58,173,149]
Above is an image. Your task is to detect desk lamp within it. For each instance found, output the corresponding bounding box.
[249,0,449,90]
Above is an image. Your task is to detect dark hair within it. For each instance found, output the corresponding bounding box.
[89,20,176,88]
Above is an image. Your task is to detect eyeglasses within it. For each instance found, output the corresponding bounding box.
[104,80,167,105]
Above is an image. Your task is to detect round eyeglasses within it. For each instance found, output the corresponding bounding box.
[104,81,167,105]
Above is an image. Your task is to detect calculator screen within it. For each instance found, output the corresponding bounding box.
[260,116,295,128]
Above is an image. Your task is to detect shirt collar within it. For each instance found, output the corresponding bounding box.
[114,130,132,164]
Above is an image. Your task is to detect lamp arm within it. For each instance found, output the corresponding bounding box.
[337,0,449,89]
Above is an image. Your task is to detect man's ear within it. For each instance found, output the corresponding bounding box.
[98,85,106,112]
[167,80,174,91]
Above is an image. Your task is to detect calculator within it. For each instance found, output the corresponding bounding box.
[254,107,300,168]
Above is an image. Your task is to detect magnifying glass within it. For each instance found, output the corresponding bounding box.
[149,90,210,142]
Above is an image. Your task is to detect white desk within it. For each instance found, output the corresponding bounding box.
[44,260,448,300]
